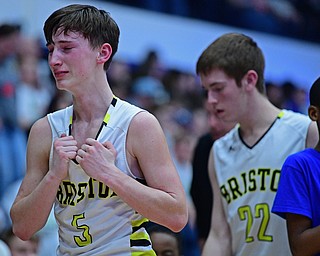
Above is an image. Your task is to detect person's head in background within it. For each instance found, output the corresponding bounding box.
[204,96,236,140]
[0,23,21,60]
[147,223,182,256]
[308,77,320,133]
[46,89,73,114]
[2,228,39,256]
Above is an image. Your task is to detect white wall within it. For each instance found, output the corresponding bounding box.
[1,0,320,90]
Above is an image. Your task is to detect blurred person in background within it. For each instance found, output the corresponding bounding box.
[282,81,308,115]
[172,131,200,256]
[0,23,27,197]
[147,222,183,256]
[16,48,52,136]
[1,178,58,256]
[191,100,236,251]
[265,81,285,109]
[2,228,39,256]
[107,58,133,100]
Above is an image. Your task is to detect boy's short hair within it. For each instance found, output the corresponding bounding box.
[146,222,182,254]
[309,77,320,107]
[43,4,120,71]
[196,33,266,94]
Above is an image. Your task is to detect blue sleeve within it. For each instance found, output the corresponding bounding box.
[272,153,311,219]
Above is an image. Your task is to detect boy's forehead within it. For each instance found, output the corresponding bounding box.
[200,68,230,83]
[49,29,84,44]
[54,28,82,40]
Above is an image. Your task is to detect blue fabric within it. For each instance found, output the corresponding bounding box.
[180,223,201,256]
[272,148,320,227]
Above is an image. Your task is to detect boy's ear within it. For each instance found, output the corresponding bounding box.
[96,43,112,63]
[242,70,258,91]
[308,105,319,121]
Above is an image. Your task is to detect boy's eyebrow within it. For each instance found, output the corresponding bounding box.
[46,40,74,47]
[209,81,225,88]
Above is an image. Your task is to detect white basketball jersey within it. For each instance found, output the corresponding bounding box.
[47,97,156,256]
[213,110,311,256]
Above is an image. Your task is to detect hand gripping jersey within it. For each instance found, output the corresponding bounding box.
[47,97,156,256]
[213,110,310,256]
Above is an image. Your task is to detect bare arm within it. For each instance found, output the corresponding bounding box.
[75,111,188,232]
[306,121,318,148]
[10,117,78,240]
[202,148,232,256]
[286,213,320,256]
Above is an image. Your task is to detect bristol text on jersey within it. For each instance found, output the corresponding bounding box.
[220,168,281,204]
[56,177,117,206]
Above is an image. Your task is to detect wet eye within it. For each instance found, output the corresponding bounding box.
[63,47,73,52]
[214,86,223,92]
